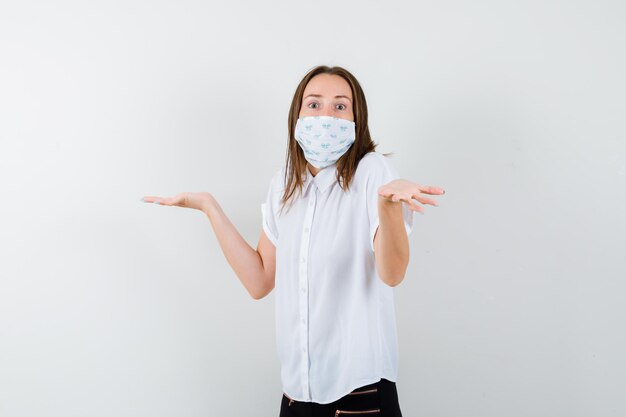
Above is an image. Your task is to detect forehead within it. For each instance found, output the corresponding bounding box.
[303,74,352,98]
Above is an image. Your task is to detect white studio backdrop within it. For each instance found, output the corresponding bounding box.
[1,1,625,416]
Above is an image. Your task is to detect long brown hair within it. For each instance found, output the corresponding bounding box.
[279,65,391,214]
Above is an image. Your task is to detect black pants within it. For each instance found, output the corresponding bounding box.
[279,378,403,417]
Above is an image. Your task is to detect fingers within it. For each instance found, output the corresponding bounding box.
[386,193,424,213]
[412,192,439,207]
[140,193,188,207]
[392,192,440,214]
[418,185,445,195]
[410,185,445,211]
[392,189,439,207]
[141,196,163,205]
[400,197,425,214]
[141,196,174,205]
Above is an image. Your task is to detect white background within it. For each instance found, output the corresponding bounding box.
[1,1,625,416]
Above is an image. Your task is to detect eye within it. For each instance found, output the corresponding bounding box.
[308,102,319,109]
[336,103,347,111]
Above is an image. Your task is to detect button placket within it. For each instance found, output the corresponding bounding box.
[298,187,316,401]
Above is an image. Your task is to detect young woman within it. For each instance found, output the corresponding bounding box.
[142,65,445,416]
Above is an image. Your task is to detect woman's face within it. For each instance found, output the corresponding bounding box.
[299,74,354,122]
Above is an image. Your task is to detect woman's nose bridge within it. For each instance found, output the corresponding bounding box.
[321,105,334,117]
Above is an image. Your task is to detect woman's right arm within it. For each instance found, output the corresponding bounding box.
[141,192,276,300]
[202,195,276,300]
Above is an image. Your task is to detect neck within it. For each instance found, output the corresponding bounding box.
[307,163,321,177]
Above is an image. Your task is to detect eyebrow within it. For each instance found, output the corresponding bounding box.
[304,94,352,102]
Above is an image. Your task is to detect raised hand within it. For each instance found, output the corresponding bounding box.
[140,192,213,212]
[378,179,445,214]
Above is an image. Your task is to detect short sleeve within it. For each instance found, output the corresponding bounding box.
[260,169,282,246]
[365,153,414,252]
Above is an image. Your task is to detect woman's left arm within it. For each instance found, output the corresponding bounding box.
[374,179,445,287]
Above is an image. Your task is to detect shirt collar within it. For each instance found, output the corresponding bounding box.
[302,162,338,194]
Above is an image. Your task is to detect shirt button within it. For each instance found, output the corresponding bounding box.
[302,347,306,352]
[301,318,305,324]
[304,227,309,233]
[301,288,306,293]
[301,257,306,263]
[309,201,314,207]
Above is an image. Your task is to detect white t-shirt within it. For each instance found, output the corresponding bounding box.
[260,150,414,404]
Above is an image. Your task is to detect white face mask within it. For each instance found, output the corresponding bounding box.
[294,116,356,169]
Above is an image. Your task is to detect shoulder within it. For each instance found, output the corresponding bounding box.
[356,151,395,178]
[267,165,286,193]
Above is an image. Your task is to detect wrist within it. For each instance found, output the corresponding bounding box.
[201,194,217,217]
